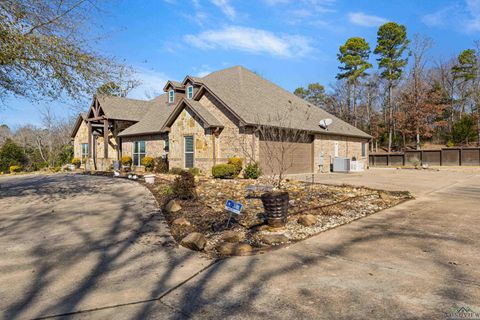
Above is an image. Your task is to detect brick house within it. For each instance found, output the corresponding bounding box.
[71,66,370,174]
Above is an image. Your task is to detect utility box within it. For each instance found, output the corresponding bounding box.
[333,157,350,173]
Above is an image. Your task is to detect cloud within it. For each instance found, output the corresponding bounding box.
[129,68,169,100]
[211,0,236,20]
[422,0,480,33]
[184,26,313,58]
[348,12,388,27]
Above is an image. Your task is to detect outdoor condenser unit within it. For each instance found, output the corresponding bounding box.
[332,157,350,173]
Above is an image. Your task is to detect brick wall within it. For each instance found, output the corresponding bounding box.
[313,134,369,173]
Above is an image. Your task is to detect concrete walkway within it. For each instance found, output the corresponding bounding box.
[1,170,479,319]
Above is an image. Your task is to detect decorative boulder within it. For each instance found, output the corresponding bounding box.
[257,233,289,245]
[172,217,191,227]
[221,230,246,243]
[216,242,253,256]
[180,232,206,251]
[165,199,182,213]
[297,214,317,227]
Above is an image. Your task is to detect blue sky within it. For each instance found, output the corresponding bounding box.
[2,0,480,128]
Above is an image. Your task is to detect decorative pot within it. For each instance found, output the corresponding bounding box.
[144,174,155,184]
[261,191,289,227]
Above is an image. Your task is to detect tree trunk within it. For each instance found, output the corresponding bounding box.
[353,81,357,127]
[416,132,421,150]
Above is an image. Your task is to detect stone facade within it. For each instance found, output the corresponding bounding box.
[121,134,167,167]
[313,134,369,173]
[168,92,258,174]
[73,120,89,160]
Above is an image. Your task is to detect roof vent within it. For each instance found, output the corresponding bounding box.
[319,118,332,130]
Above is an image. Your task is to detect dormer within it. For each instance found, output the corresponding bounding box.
[181,76,202,100]
[163,80,185,105]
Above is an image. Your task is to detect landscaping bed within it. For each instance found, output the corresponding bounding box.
[144,174,412,257]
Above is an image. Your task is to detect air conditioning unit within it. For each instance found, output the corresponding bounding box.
[332,157,350,173]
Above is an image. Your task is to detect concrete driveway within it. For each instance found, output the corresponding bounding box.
[1,169,479,319]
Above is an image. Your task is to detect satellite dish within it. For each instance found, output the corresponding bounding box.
[319,118,333,130]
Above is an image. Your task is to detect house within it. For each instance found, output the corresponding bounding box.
[71,66,371,174]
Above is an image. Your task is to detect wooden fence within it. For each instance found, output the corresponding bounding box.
[369,148,480,167]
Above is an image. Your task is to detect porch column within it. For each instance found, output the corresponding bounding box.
[87,121,92,158]
[103,119,109,159]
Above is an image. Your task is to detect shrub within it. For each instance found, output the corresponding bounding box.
[452,115,477,144]
[188,167,201,176]
[172,171,196,200]
[227,157,243,175]
[169,167,185,175]
[158,185,173,196]
[0,139,27,172]
[154,157,169,173]
[141,156,155,171]
[243,162,262,179]
[212,163,237,179]
[71,158,81,167]
[446,140,455,148]
[121,156,132,166]
[9,165,21,173]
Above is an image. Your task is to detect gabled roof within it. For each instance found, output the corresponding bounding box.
[163,80,183,92]
[194,66,371,138]
[70,112,87,138]
[162,99,223,131]
[117,94,172,137]
[94,95,151,121]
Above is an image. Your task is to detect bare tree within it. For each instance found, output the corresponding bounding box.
[256,101,313,188]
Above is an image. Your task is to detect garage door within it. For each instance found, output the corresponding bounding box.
[259,137,313,175]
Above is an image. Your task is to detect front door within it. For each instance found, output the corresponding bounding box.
[184,136,194,168]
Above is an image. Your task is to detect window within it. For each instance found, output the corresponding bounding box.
[184,136,194,168]
[133,141,146,166]
[361,142,367,157]
[81,143,88,158]
[187,85,193,99]
[168,89,175,103]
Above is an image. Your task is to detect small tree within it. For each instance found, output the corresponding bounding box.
[452,115,477,145]
[0,138,27,172]
[256,101,312,188]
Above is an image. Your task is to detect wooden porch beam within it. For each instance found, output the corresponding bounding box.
[87,121,92,158]
[104,119,109,159]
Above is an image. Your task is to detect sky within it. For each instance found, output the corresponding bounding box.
[2,0,480,128]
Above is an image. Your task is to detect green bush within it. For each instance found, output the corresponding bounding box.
[121,156,132,166]
[446,140,455,148]
[0,139,27,172]
[141,156,155,171]
[9,165,21,173]
[172,171,196,200]
[243,162,262,179]
[212,163,237,179]
[227,157,243,175]
[452,115,477,144]
[71,158,81,167]
[169,167,185,175]
[188,167,201,176]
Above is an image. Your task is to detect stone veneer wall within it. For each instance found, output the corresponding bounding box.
[73,120,89,160]
[313,134,369,173]
[121,134,166,164]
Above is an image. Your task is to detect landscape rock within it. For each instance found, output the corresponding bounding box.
[180,232,206,251]
[216,242,253,256]
[256,233,289,245]
[297,214,317,227]
[172,217,191,227]
[221,230,246,243]
[165,199,182,213]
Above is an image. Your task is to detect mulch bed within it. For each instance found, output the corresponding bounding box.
[144,174,413,258]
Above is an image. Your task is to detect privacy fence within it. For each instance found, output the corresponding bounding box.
[369,148,480,167]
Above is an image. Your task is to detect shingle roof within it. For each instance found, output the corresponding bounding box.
[195,66,371,138]
[117,93,172,137]
[184,100,223,128]
[97,95,151,121]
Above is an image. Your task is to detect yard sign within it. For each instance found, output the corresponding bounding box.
[225,199,243,215]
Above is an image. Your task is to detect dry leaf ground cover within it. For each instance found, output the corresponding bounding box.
[145,174,412,257]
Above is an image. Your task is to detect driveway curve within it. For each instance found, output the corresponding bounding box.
[0,174,210,320]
